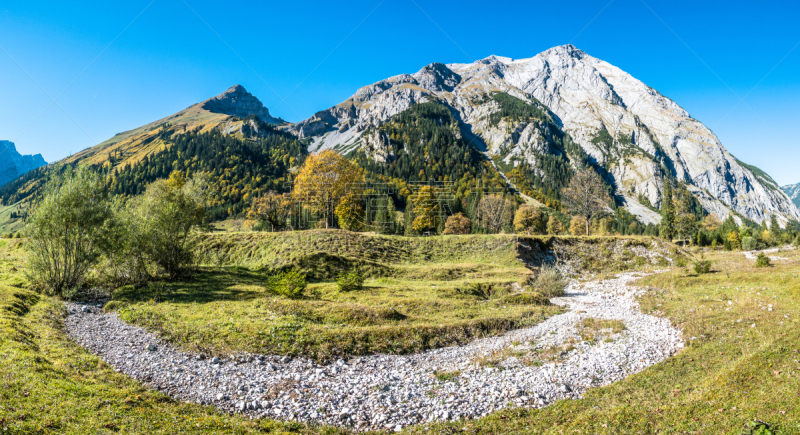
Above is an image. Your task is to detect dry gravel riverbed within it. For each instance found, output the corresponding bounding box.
[65,272,683,432]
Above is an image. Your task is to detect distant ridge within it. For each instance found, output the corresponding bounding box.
[0,140,46,187]
[783,183,800,208]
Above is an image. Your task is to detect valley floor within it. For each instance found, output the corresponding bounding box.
[2,236,800,434]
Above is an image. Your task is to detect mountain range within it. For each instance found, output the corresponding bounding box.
[0,141,46,187]
[2,44,798,228]
[288,44,799,225]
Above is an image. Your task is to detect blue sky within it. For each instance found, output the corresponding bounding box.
[1,0,799,185]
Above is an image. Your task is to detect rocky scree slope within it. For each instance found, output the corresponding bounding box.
[0,140,46,187]
[286,45,799,225]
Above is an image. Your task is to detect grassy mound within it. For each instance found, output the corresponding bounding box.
[106,232,677,361]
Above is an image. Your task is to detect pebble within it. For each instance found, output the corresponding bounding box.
[64,272,683,431]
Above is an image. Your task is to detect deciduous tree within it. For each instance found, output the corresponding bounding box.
[292,150,363,229]
[570,216,588,236]
[561,169,611,236]
[335,193,365,232]
[442,212,472,235]
[247,191,292,232]
[547,215,563,235]
[412,186,440,233]
[513,205,544,235]
[476,194,515,234]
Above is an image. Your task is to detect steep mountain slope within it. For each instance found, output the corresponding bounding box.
[0,141,46,187]
[287,45,799,225]
[0,86,297,224]
[63,85,283,169]
[783,183,800,208]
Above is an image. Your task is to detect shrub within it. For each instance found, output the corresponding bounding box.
[569,216,589,236]
[741,236,757,251]
[502,292,547,305]
[794,234,800,247]
[513,205,544,234]
[693,259,712,274]
[442,212,472,235]
[26,165,114,296]
[266,268,307,298]
[546,215,563,235]
[675,255,688,267]
[532,265,567,298]
[754,253,771,268]
[337,269,365,292]
[124,171,209,279]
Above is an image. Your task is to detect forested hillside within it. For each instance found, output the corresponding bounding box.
[354,101,511,202]
[109,126,307,221]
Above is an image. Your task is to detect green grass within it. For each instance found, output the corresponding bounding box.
[0,239,344,434]
[407,248,800,434]
[0,200,25,234]
[109,259,558,361]
[109,231,673,361]
[11,230,789,435]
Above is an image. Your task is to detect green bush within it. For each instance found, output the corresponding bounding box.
[126,172,208,279]
[266,268,307,298]
[741,236,757,251]
[794,234,800,247]
[754,253,771,268]
[532,265,567,298]
[693,259,712,274]
[25,165,114,296]
[337,269,365,292]
[675,255,688,267]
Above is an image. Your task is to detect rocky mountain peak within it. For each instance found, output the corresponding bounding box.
[478,55,514,65]
[412,62,461,92]
[202,85,283,124]
[541,44,586,59]
[0,140,47,187]
[285,45,800,225]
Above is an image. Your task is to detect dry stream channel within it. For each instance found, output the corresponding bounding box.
[65,272,684,432]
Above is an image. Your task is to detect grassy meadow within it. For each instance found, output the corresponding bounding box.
[2,231,799,434]
[412,246,800,435]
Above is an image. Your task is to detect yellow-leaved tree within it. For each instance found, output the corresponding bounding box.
[247,191,292,231]
[292,150,363,228]
[412,186,440,233]
[335,193,365,231]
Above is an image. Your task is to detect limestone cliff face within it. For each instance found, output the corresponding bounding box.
[0,140,46,187]
[285,45,799,224]
[202,85,283,125]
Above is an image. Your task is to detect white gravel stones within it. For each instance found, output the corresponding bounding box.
[64,272,683,431]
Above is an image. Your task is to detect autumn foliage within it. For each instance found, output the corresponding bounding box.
[292,150,363,228]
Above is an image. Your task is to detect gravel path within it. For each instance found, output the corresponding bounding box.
[743,246,796,262]
[65,272,683,432]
